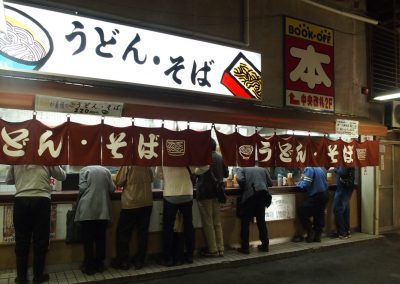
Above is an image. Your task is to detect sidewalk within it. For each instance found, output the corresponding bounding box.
[0,233,382,284]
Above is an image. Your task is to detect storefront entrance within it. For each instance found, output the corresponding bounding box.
[378,142,400,233]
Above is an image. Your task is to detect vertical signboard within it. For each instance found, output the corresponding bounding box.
[284,17,334,112]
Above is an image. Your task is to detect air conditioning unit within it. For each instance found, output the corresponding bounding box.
[384,101,400,128]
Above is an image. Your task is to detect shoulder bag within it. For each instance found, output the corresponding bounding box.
[210,170,227,204]
[65,193,83,244]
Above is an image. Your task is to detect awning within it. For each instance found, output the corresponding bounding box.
[0,71,387,137]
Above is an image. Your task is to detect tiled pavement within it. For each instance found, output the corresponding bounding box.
[0,233,382,284]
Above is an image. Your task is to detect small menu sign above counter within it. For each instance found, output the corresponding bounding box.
[336,119,359,138]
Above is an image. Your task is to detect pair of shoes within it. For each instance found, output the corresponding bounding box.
[33,273,50,284]
[200,250,219,257]
[184,255,193,264]
[237,248,250,254]
[257,245,269,252]
[218,251,224,257]
[291,235,304,242]
[306,231,315,243]
[347,231,352,238]
[330,232,340,238]
[110,259,129,270]
[95,263,105,273]
[134,261,144,270]
[15,277,28,284]
[339,234,350,239]
[80,266,96,275]
[156,258,174,267]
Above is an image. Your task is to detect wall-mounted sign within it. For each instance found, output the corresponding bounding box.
[284,17,334,112]
[35,95,124,117]
[0,2,261,100]
[336,119,359,137]
[265,194,296,221]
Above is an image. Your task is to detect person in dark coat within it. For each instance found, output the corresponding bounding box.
[236,166,273,254]
[330,166,355,239]
[75,166,115,275]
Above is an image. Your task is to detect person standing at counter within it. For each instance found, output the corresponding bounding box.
[6,165,66,284]
[295,167,329,243]
[74,166,115,275]
[236,166,273,254]
[155,165,208,266]
[330,166,355,239]
[195,138,229,257]
[111,166,154,270]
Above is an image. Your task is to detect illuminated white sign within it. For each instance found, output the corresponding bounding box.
[0,2,262,99]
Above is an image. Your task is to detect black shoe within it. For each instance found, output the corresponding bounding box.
[237,247,250,254]
[313,233,321,242]
[292,235,304,242]
[111,259,129,270]
[330,232,340,238]
[257,244,269,252]
[96,263,105,273]
[80,266,96,275]
[184,255,193,264]
[33,273,49,284]
[306,231,315,243]
[134,261,144,270]
[156,258,174,267]
[15,277,28,284]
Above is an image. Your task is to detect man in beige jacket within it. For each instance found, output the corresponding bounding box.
[111,166,154,270]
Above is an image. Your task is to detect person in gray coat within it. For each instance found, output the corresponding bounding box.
[74,166,115,275]
[236,166,273,254]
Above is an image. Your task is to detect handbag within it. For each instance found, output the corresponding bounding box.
[210,170,227,204]
[65,194,83,244]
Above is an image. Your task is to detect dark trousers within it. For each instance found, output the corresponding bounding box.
[13,197,51,279]
[298,191,329,235]
[162,199,194,261]
[334,188,354,235]
[240,191,269,250]
[115,206,152,264]
[80,220,108,270]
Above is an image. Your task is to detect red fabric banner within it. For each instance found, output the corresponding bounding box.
[236,133,257,167]
[275,136,295,168]
[0,119,36,165]
[131,126,163,166]
[68,122,101,166]
[186,129,212,166]
[256,134,276,167]
[101,124,133,166]
[30,120,68,165]
[216,131,237,166]
[0,119,381,167]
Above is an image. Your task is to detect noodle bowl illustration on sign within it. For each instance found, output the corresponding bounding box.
[238,144,254,160]
[166,139,185,156]
[0,5,53,70]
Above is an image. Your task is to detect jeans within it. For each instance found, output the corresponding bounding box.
[162,199,194,262]
[240,191,269,250]
[333,188,354,235]
[298,191,329,235]
[115,206,152,264]
[13,197,51,280]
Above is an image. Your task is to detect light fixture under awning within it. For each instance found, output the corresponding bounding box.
[373,90,400,101]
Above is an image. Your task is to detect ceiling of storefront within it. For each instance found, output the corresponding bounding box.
[366,0,400,29]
